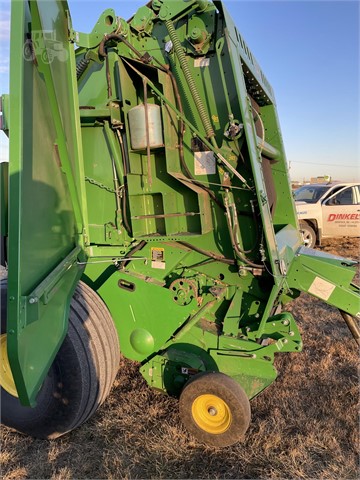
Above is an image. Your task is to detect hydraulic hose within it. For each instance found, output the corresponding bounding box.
[99,33,152,64]
[121,240,147,269]
[166,67,223,208]
[224,195,264,269]
[115,130,132,236]
[165,19,216,142]
[177,241,236,266]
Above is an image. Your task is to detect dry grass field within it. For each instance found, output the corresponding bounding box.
[1,238,359,479]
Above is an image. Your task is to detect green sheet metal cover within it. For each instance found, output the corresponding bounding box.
[6,0,85,406]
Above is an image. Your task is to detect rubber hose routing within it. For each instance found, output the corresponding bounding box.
[99,33,152,64]
[177,241,236,266]
[165,19,215,140]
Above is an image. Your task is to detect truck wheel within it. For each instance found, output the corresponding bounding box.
[299,222,316,248]
[179,372,251,447]
[0,279,120,439]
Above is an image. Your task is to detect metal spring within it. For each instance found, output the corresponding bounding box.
[76,58,90,79]
[165,19,215,140]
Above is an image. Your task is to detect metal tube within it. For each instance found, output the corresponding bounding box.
[216,38,232,119]
[256,136,279,160]
[169,300,216,344]
[340,310,360,346]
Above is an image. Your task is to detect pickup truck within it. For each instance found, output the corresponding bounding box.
[295,182,360,247]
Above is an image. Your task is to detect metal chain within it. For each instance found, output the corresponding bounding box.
[85,176,123,196]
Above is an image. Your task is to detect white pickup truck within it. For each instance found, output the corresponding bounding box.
[294,182,360,247]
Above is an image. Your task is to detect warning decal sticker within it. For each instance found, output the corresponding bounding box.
[194,151,216,175]
[194,58,210,68]
[308,277,336,301]
[151,247,165,269]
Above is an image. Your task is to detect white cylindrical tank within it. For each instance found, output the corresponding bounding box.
[128,104,164,150]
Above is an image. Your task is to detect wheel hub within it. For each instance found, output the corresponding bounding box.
[192,393,232,434]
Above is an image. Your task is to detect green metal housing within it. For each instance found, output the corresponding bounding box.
[1,0,359,408]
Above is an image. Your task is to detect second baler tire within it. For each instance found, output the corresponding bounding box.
[179,372,251,447]
[0,279,120,439]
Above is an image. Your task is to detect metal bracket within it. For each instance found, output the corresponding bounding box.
[28,246,82,306]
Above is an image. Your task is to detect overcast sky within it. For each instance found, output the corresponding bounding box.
[0,0,359,182]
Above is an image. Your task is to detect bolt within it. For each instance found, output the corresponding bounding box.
[208,407,217,416]
[282,319,290,326]
[29,297,38,304]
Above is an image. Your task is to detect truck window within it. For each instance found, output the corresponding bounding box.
[328,187,354,206]
[354,186,360,204]
[322,186,343,201]
[294,185,329,203]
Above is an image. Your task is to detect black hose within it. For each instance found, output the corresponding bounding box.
[177,241,236,265]
[147,56,225,211]
[99,33,152,64]
[165,64,224,211]
[232,202,261,254]
[121,185,131,235]
[121,240,147,269]
[224,200,264,269]
[116,130,132,236]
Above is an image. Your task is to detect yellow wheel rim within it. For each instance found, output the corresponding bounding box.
[192,394,232,434]
[0,334,18,397]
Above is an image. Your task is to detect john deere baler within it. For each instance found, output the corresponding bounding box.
[0,0,358,447]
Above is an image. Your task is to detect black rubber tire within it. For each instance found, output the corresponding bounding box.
[0,279,120,439]
[299,221,316,248]
[179,372,251,447]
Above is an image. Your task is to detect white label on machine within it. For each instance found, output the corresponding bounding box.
[194,151,216,175]
[308,277,336,301]
[151,247,166,269]
[194,58,210,68]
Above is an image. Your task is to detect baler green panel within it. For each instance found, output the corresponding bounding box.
[0,162,8,237]
[6,0,84,406]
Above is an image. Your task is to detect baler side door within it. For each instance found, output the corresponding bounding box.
[6,0,87,406]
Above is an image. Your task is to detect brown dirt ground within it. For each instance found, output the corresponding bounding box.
[1,238,359,479]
